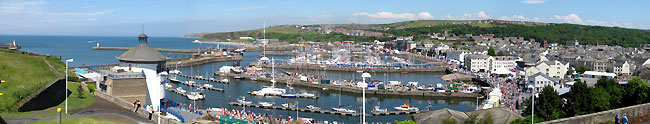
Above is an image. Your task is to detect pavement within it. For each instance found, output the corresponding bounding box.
[5,96,153,124]
[167,107,200,122]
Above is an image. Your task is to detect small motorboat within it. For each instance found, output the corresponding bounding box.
[373,106,387,112]
[187,92,204,100]
[296,93,315,97]
[203,84,213,88]
[394,104,419,111]
[332,107,356,113]
[332,81,341,86]
[169,70,182,74]
[176,87,186,93]
[259,102,274,107]
[250,78,257,81]
[165,83,173,88]
[185,80,196,85]
[237,97,252,104]
[307,105,321,110]
[196,75,203,78]
[282,103,296,108]
[281,93,297,98]
[168,77,181,83]
[221,78,229,83]
[234,75,244,79]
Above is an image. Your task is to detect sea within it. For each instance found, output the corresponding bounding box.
[0,35,476,123]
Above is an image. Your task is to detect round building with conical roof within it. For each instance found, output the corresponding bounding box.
[117,33,168,71]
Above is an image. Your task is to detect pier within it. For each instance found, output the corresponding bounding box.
[174,73,229,84]
[93,46,210,53]
[165,54,242,67]
[229,102,360,116]
[216,72,482,98]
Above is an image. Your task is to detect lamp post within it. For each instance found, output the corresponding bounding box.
[528,85,535,124]
[295,101,299,119]
[361,72,371,124]
[65,58,73,114]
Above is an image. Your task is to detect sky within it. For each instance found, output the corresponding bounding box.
[0,0,648,37]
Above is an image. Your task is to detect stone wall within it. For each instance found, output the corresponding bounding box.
[18,79,67,112]
[94,91,182,124]
[541,102,650,124]
[106,78,147,103]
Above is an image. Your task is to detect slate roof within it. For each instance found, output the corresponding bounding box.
[117,43,168,62]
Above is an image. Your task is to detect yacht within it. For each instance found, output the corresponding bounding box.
[251,58,286,96]
[332,107,357,113]
[187,92,204,101]
[394,104,419,111]
[168,76,181,83]
[259,102,274,107]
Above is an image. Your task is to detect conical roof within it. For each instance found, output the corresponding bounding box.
[138,33,148,38]
[117,43,168,62]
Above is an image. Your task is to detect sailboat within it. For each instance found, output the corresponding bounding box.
[251,58,286,96]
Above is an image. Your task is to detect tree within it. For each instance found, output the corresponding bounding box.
[575,65,589,73]
[589,87,611,112]
[487,47,496,56]
[442,117,458,124]
[567,81,591,116]
[77,85,85,98]
[497,51,505,56]
[464,113,479,124]
[537,85,564,120]
[566,68,574,76]
[509,115,545,124]
[595,78,623,108]
[624,77,649,106]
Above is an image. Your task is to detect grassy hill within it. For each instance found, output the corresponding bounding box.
[0,49,66,112]
[188,20,650,47]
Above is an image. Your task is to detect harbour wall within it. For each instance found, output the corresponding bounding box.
[541,102,650,124]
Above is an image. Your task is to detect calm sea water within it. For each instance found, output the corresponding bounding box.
[1,35,476,123]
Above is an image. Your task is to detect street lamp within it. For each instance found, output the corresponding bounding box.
[528,84,535,124]
[361,72,371,124]
[65,58,73,114]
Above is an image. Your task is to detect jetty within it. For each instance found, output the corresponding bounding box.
[248,92,319,99]
[174,73,229,84]
[166,54,242,67]
[229,102,360,116]
[256,64,446,72]
[216,72,482,98]
[171,80,224,92]
[229,102,427,116]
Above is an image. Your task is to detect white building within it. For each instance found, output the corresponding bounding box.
[465,55,518,72]
[527,72,563,91]
[525,61,569,79]
[612,61,631,75]
[446,50,471,64]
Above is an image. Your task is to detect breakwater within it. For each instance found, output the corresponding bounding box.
[166,54,242,67]
[216,72,481,98]
[93,46,209,53]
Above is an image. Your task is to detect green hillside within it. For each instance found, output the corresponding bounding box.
[0,49,66,112]
[189,20,650,47]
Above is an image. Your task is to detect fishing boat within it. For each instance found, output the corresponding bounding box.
[394,104,419,111]
[307,105,321,110]
[237,97,252,104]
[259,102,274,107]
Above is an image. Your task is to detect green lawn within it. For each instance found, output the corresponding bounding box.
[27,115,129,124]
[0,49,63,112]
[1,82,96,118]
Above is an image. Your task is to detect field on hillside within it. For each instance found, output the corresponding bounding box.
[0,49,65,112]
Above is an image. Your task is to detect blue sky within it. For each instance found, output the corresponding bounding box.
[0,0,648,37]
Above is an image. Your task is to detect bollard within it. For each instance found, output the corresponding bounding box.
[57,108,62,124]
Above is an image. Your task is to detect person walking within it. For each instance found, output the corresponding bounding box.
[615,114,620,124]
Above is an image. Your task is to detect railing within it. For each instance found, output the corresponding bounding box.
[160,107,185,123]
[86,66,144,79]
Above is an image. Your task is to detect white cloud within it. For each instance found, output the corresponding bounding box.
[351,11,416,20]
[522,0,548,4]
[234,6,267,10]
[553,13,583,24]
[88,8,123,16]
[417,12,434,19]
[477,11,489,18]
[450,11,490,20]
[499,15,530,21]
[442,14,454,20]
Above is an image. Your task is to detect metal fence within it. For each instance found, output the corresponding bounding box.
[86,66,144,79]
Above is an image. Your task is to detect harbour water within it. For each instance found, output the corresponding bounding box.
[2,35,476,123]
